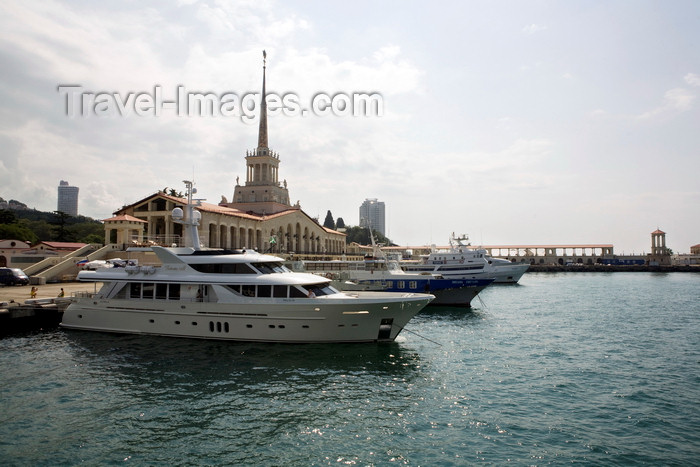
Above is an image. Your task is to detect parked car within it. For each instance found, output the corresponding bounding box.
[0,267,30,286]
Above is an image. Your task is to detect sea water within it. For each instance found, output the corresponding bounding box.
[1,272,698,465]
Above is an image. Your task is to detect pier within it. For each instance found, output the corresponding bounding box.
[0,300,69,337]
[527,264,700,273]
[0,283,96,337]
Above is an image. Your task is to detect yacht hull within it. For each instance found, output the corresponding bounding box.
[61,293,432,343]
[430,263,530,284]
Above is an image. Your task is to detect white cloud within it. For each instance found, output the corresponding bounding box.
[636,87,695,120]
[0,0,425,220]
[664,88,695,110]
[684,73,700,87]
[522,23,547,35]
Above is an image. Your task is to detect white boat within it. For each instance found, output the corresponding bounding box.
[60,182,434,343]
[402,234,529,284]
[296,232,493,307]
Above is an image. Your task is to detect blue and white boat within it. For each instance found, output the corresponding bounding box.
[297,257,493,307]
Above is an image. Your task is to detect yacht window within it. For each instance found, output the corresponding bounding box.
[242,285,256,297]
[273,285,288,298]
[156,283,167,300]
[226,284,241,294]
[320,285,338,295]
[290,286,307,298]
[409,281,418,290]
[190,263,256,274]
[253,262,289,274]
[306,283,332,296]
[169,284,180,300]
[130,283,141,298]
[257,285,272,297]
[113,285,128,299]
[255,263,273,274]
[143,283,154,299]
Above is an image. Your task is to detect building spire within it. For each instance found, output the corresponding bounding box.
[257,50,268,149]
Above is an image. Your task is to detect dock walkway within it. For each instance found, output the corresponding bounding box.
[0,283,99,337]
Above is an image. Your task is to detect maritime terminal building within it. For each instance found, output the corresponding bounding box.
[105,55,346,256]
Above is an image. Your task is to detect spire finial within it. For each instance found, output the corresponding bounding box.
[257,49,268,149]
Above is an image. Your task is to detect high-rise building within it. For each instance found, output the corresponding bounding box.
[359,198,385,235]
[57,180,79,217]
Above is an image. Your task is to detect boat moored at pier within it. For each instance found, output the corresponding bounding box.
[296,258,494,307]
[60,182,434,343]
[402,234,529,284]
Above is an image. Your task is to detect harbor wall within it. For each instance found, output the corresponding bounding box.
[527,264,700,273]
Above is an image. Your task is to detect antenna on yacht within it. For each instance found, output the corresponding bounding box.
[368,226,387,260]
[172,180,203,250]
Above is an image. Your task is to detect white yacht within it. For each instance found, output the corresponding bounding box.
[61,182,434,343]
[402,234,529,284]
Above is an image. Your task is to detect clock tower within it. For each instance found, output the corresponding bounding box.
[227,51,293,214]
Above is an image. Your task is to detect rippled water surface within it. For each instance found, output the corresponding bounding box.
[1,272,698,465]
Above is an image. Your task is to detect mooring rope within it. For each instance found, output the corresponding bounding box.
[400,326,443,346]
[476,292,487,310]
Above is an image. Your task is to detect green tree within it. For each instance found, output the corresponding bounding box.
[68,222,105,243]
[0,223,38,243]
[343,226,394,246]
[0,209,17,224]
[52,211,71,242]
[336,217,345,229]
[24,219,54,241]
[323,210,335,229]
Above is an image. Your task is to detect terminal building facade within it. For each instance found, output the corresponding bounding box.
[105,53,346,256]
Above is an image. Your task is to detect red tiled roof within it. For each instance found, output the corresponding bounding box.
[114,191,345,236]
[36,242,87,250]
[103,214,147,223]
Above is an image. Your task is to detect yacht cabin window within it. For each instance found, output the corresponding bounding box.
[253,262,291,274]
[190,263,256,274]
[126,282,180,300]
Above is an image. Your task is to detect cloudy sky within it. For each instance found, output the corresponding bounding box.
[1,0,698,254]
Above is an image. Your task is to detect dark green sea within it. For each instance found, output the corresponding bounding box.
[1,272,698,465]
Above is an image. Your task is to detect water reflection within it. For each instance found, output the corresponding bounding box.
[414,305,491,322]
[64,330,426,394]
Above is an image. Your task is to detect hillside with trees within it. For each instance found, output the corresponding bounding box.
[0,196,104,244]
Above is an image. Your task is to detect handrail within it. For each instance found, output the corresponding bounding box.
[34,244,121,282]
[23,243,98,276]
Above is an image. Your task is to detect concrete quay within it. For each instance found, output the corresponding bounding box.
[0,283,98,337]
[527,264,700,273]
